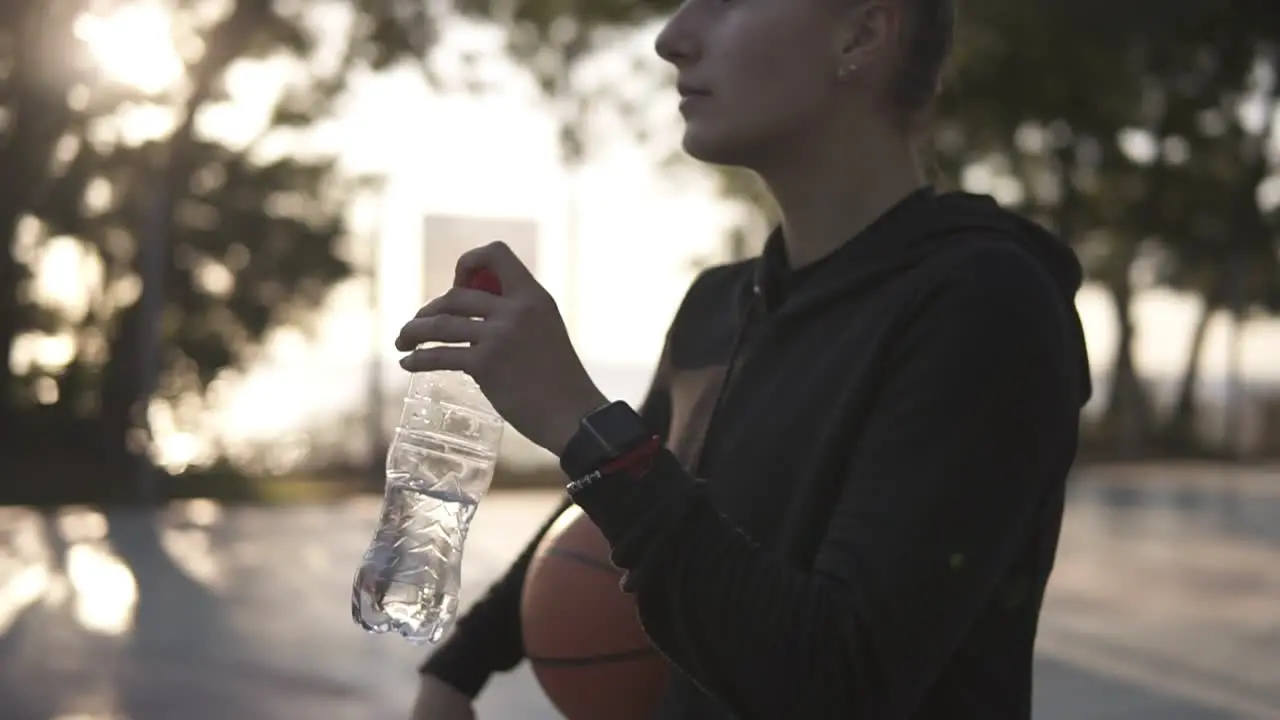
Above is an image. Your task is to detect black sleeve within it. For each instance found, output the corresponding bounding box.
[420,343,674,697]
[571,254,1082,717]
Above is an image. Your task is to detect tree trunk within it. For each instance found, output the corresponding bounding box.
[1102,276,1153,454]
[1222,252,1248,457]
[96,0,272,501]
[0,0,85,447]
[98,282,148,497]
[1162,292,1218,451]
[0,200,23,429]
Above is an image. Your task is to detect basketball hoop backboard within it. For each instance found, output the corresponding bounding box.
[422,215,539,299]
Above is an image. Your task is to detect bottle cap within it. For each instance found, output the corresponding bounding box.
[466,269,503,296]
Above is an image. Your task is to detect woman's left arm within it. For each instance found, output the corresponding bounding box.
[572,251,1084,718]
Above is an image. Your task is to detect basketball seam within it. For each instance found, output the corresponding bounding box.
[527,647,660,667]
[544,547,621,576]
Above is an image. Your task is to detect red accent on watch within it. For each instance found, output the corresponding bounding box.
[599,436,662,478]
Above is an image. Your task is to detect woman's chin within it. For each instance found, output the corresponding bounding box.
[681,127,750,168]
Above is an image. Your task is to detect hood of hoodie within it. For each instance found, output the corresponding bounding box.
[752,188,1092,405]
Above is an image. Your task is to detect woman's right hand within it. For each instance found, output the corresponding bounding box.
[411,674,477,720]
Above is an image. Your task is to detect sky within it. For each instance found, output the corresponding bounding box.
[37,2,1280,469]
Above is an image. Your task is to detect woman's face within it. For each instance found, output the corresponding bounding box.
[656,0,898,169]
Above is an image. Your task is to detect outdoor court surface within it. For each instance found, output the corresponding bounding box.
[0,463,1277,719]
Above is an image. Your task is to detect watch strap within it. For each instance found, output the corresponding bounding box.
[565,435,662,495]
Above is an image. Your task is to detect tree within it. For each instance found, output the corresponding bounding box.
[937,0,1280,454]
[0,0,428,502]
[0,0,86,423]
[1153,45,1280,450]
[1101,9,1280,453]
[933,1,1165,451]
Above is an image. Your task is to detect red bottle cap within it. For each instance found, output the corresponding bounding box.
[466,268,502,296]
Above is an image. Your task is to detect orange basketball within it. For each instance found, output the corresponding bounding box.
[520,504,667,720]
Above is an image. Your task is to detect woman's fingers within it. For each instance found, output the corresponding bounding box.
[395,315,485,352]
[398,345,473,374]
[412,286,504,321]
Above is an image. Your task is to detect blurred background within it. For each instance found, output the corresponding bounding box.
[1,0,1278,718]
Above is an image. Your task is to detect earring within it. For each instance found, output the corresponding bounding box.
[837,64,857,82]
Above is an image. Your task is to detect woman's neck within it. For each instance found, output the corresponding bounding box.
[762,129,926,269]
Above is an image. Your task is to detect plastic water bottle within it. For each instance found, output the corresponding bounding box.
[351,270,505,644]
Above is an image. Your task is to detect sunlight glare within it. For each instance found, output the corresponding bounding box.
[178,498,224,527]
[0,509,55,633]
[66,543,138,636]
[35,236,94,321]
[57,507,109,543]
[10,333,77,374]
[0,565,51,634]
[158,499,225,590]
[75,3,185,95]
[160,525,225,590]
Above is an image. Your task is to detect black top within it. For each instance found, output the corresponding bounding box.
[424,188,1092,719]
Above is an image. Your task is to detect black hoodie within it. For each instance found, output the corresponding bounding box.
[424,188,1092,719]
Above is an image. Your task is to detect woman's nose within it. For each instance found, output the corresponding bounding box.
[654,6,700,66]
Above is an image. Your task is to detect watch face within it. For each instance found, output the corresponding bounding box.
[586,401,649,456]
[562,401,649,478]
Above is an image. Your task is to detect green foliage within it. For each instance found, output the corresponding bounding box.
[0,0,427,494]
[940,2,1279,449]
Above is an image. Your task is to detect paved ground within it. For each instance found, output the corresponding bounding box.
[0,463,1277,719]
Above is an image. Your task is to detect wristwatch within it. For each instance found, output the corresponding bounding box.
[559,400,654,480]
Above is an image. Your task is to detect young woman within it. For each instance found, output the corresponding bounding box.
[402,0,1090,717]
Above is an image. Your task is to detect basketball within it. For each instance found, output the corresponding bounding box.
[520,504,667,720]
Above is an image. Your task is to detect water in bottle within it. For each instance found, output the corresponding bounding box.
[352,270,505,643]
[351,370,503,643]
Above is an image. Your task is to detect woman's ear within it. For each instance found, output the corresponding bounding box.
[833,1,900,77]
